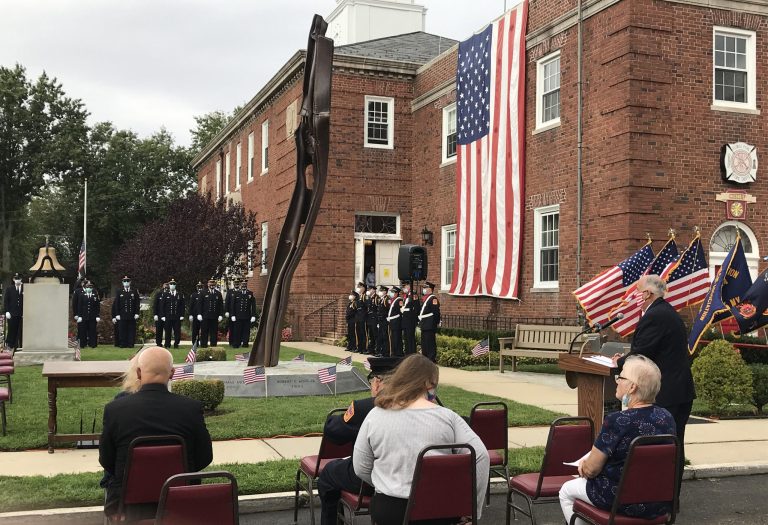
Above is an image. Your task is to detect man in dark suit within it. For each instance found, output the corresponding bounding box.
[199,278,223,347]
[3,273,24,349]
[316,357,401,525]
[230,279,256,349]
[614,274,695,502]
[162,278,185,349]
[115,276,140,348]
[75,280,101,348]
[99,346,213,518]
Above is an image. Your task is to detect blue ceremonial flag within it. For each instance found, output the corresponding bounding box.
[730,267,768,334]
[688,237,752,354]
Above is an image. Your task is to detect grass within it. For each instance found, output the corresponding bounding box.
[0,448,547,512]
[0,345,562,450]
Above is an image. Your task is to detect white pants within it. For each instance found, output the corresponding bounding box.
[559,477,591,525]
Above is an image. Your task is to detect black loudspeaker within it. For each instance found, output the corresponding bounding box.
[398,244,428,281]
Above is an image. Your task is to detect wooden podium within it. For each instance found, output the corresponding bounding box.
[559,353,617,438]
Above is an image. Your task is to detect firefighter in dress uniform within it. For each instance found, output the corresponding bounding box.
[418,281,441,362]
[375,285,390,356]
[400,281,419,355]
[364,285,378,354]
[354,282,367,353]
[188,281,204,344]
[199,278,223,348]
[224,281,236,346]
[230,279,256,349]
[386,285,404,357]
[75,280,101,348]
[71,275,87,321]
[346,290,361,352]
[153,282,169,347]
[115,276,140,348]
[162,278,185,349]
[3,273,24,350]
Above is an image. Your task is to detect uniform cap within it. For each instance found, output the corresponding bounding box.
[12,273,22,280]
[367,356,402,379]
[196,281,203,287]
[390,286,401,294]
[424,281,436,289]
[367,285,376,290]
[377,285,388,293]
[122,276,131,281]
[208,278,216,284]
[168,278,177,285]
[350,290,360,298]
[357,281,365,288]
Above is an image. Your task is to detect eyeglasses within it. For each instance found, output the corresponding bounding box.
[615,375,633,384]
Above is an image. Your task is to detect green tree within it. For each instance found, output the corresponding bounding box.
[189,105,243,156]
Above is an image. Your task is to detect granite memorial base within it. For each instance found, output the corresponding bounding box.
[192,360,370,397]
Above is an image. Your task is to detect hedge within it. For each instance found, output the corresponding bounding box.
[171,379,225,411]
[196,347,227,361]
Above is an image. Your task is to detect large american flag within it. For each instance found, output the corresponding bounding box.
[78,241,86,276]
[661,235,710,310]
[573,244,655,328]
[243,366,266,384]
[450,2,528,299]
[318,365,337,384]
[609,239,679,336]
[173,364,194,380]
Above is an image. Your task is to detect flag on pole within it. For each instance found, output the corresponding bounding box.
[609,239,679,336]
[471,338,490,357]
[235,352,250,362]
[292,353,305,361]
[185,342,198,364]
[243,366,266,384]
[573,244,655,328]
[318,365,337,384]
[729,267,768,334]
[450,2,529,299]
[363,358,371,371]
[173,364,194,380]
[78,241,86,276]
[338,355,352,366]
[662,235,711,310]
[68,337,81,361]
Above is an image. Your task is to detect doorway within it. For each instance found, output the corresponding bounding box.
[354,238,401,287]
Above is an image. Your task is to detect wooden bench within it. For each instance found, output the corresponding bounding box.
[499,324,588,373]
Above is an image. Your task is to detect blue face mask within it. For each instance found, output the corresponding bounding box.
[621,393,631,410]
[426,388,438,402]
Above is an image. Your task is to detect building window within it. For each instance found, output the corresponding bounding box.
[441,225,456,290]
[261,120,269,174]
[354,214,398,235]
[442,104,457,164]
[215,160,221,200]
[533,205,559,288]
[235,143,242,189]
[247,240,254,277]
[713,27,757,112]
[224,152,231,194]
[364,95,394,149]
[260,222,268,274]
[709,221,760,280]
[247,132,254,181]
[536,51,561,130]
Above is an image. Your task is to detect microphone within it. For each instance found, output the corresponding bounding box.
[592,313,624,332]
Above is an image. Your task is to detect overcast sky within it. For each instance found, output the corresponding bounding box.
[1,0,519,147]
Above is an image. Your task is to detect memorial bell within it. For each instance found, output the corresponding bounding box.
[29,244,66,283]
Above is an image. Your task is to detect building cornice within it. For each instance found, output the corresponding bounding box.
[411,78,455,112]
[665,0,768,16]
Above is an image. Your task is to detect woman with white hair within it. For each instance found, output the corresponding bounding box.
[559,355,677,524]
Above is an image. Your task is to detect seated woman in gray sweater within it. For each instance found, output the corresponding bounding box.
[353,354,490,524]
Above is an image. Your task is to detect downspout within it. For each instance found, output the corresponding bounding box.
[576,0,584,288]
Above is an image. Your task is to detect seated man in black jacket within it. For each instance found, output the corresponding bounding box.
[317,357,401,525]
[99,346,213,519]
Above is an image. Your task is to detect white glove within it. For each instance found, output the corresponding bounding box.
[225,312,229,317]
[154,315,158,321]
[180,317,184,321]
[96,317,101,323]
[112,318,117,324]
[74,316,78,321]
[116,315,121,321]
[77,317,83,323]
[189,315,193,321]
[231,316,236,321]
[161,316,166,321]
[197,314,203,321]
[6,312,11,320]
[134,314,139,320]
[250,316,256,323]
[217,316,223,322]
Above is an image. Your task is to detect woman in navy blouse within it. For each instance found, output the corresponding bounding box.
[559,355,677,524]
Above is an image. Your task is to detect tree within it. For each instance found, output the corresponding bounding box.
[189,105,243,156]
[110,194,258,294]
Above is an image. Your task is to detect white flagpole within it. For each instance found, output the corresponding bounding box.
[83,176,88,276]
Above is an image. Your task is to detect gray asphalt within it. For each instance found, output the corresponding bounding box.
[245,474,768,524]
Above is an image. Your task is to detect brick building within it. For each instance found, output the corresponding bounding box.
[193,0,768,339]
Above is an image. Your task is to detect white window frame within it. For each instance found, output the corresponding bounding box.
[535,51,561,132]
[441,224,456,290]
[235,143,242,189]
[709,221,760,281]
[712,26,758,114]
[247,132,254,182]
[364,95,394,149]
[441,104,457,165]
[247,240,254,277]
[533,204,559,289]
[224,151,231,195]
[261,120,269,175]
[215,159,222,200]
[260,222,269,275]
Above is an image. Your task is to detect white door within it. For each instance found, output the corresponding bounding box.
[376,240,400,286]
[354,237,365,286]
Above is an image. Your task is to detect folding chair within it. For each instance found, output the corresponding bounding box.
[506,416,594,525]
[469,401,509,504]
[155,471,239,525]
[106,435,188,524]
[0,364,12,403]
[402,443,478,525]
[337,480,374,525]
[570,435,679,525]
[0,387,9,436]
[293,408,355,525]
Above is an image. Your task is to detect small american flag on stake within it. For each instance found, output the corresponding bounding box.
[318,365,337,384]
[185,342,198,364]
[235,352,250,362]
[338,355,352,366]
[471,338,490,357]
[292,353,305,361]
[243,366,266,384]
[363,359,371,371]
[68,337,81,361]
[173,364,194,380]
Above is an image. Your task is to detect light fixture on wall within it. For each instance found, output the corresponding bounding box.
[421,226,434,246]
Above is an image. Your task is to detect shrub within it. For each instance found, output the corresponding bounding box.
[196,347,227,361]
[691,340,753,416]
[438,328,514,352]
[336,336,348,348]
[437,348,504,368]
[748,364,768,414]
[171,379,225,411]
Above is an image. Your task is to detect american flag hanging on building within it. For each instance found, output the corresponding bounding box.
[337,355,352,366]
[292,353,305,361]
[661,235,710,310]
[450,2,529,299]
[243,366,266,384]
[573,244,655,328]
[78,241,86,276]
[471,338,490,357]
[235,352,250,362]
[185,342,198,364]
[318,365,337,384]
[173,364,194,380]
[609,239,679,336]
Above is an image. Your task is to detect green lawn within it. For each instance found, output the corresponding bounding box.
[0,345,563,450]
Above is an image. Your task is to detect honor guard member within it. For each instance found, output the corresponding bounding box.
[375,285,390,356]
[364,285,378,354]
[418,281,441,362]
[223,281,236,346]
[162,278,185,349]
[115,276,140,348]
[188,281,204,344]
[317,356,402,525]
[346,290,361,352]
[153,282,169,347]
[386,286,404,356]
[71,275,87,319]
[231,279,256,349]
[400,281,419,355]
[199,279,223,347]
[354,282,367,353]
[3,273,24,350]
[75,280,101,348]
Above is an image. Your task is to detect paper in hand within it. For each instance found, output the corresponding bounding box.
[563,452,591,467]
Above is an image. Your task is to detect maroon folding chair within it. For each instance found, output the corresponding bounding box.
[0,387,9,436]
[570,435,679,525]
[469,401,509,504]
[506,416,594,525]
[401,443,478,525]
[0,364,12,403]
[337,480,374,525]
[155,471,239,525]
[293,408,355,525]
[106,435,188,524]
